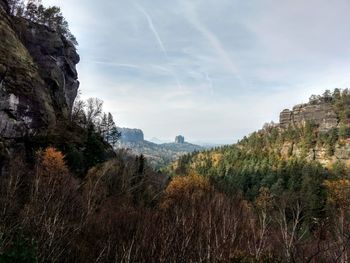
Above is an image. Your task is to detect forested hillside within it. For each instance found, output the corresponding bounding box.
[118,139,203,169]
[174,89,350,201]
[168,89,350,262]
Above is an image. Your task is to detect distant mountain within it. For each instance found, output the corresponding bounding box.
[147,137,171,144]
[118,127,144,142]
[117,130,203,168]
[192,141,230,148]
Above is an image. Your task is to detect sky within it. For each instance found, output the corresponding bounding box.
[44,0,350,144]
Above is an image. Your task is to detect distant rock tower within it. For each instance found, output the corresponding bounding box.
[175,135,185,144]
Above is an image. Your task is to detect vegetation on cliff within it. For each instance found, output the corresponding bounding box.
[8,0,77,44]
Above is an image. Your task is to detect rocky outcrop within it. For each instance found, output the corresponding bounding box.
[14,18,80,113]
[279,100,338,132]
[279,139,350,168]
[0,1,79,139]
[118,128,144,142]
[175,135,185,144]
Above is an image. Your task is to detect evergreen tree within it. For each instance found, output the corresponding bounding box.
[105,112,115,142]
[109,127,121,148]
[83,124,106,169]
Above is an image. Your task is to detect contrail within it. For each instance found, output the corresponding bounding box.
[183,2,241,80]
[133,2,168,58]
[93,61,142,70]
[133,2,183,89]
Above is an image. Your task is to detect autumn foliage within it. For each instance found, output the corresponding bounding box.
[37,147,69,178]
[3,146,350,261]
[162,173,211,207]
[324,179,350,208]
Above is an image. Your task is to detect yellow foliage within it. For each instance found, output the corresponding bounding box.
[211,153,223,166]
[166,173,210,195]
[324,179,350,208]
[189,152,223,170]
[162,173,211,208]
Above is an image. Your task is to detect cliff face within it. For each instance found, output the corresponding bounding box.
[0,1,79,139]
[14,18,80,113]
[279,139,350,168]
[175,135,185,144]
[118,128,144,142]
[277,98,350,166]
[279,100,338,132]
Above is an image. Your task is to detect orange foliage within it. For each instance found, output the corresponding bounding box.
[39,147,69,177]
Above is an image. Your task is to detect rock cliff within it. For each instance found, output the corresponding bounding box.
[277,97,350,167]
[118,127,144,142]
[175,135,185,144]
[0,0,79,139]
[279,100,338,132]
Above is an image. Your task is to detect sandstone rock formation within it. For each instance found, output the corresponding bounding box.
[118,128,144,142]
[14,18,80,112]
[0,1,79,139]
[279,100,338,132]
[175,135,185,144]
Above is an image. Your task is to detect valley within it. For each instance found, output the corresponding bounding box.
[1,0,350,262]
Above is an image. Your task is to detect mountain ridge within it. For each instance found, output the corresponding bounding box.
[117,127,204,168]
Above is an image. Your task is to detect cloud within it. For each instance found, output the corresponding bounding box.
[182,1,241,79]
[132,2,168,57]
[42,0,350,142]
[132,1,183,90]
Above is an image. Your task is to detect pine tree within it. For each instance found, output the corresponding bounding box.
[109,127,121,147]
[104,113,113,142]
[83,124,106,169]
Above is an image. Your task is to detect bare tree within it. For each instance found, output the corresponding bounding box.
[249,187,272,260]
[276,201,307,262]
[86,98,103,126]
[71,98,86,124]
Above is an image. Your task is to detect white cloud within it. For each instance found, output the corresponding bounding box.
[42,0,350,142]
